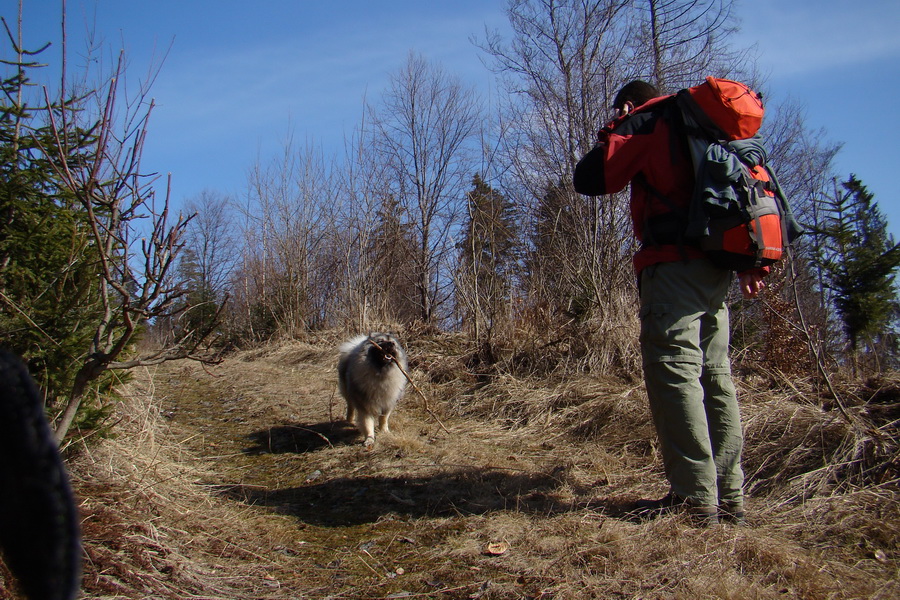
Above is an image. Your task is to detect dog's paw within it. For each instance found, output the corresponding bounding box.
[363,436,376,450]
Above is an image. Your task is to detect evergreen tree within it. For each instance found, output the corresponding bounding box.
[0,32,104,405]
[526,183,580,314]
[816,175,900,369]
[366,194,419,325]
[165,191,237,345]
[170,248,219,344]
[457,175,518,358]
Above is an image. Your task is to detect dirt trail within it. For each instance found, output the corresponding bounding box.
[60,338,899,600]
[162,343,585,528]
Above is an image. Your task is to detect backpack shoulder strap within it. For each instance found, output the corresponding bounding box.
[675,89,729,144]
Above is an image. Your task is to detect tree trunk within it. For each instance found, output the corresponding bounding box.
[52,365,96,445]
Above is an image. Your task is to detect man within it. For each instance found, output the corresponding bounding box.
[574,80,763,526]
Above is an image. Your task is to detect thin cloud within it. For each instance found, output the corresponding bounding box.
[743,1,900,76]
[149,11,495,150]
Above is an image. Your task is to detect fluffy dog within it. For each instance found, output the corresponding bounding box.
[337,333,408,447]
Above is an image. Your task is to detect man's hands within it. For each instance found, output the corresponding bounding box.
[739,269,767,299]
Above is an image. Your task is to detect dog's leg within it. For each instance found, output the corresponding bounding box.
[358,413,377,448]
[346,404,355,423]
[378,412,391,434]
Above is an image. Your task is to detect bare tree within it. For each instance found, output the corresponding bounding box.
[479,0,638,369]
[335,111,418,330]
[40,49,222,443]
[475,0,764,373]
[369,52,482,324]
[480,0,632,184]
[234,135,337,338]
[629,0,744,93]
[182,189,238,301]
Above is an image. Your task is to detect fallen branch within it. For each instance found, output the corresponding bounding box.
[286,425,334,449]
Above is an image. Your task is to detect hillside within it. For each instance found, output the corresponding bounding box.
[18,334,900,599]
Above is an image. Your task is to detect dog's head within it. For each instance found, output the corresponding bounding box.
[366,333,403,367]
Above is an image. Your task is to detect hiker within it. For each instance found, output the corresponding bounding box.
[573,80,760,526]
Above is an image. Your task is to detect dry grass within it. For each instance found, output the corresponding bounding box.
[15,333,896,599]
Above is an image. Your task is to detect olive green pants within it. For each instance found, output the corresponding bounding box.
[639,259,744,507]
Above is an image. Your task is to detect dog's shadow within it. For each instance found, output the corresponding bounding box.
[244,421,359,454]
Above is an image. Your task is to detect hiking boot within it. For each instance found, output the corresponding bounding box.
[719,501,746,526]
[687,504,719,527]
[633,493,719,526]
[634,491,684,514]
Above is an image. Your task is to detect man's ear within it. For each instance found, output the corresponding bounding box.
[621,101,634,116]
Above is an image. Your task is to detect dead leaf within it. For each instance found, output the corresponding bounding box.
[482,541,509,556]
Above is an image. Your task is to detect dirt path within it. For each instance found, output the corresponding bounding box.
[132,342,614,599]
[161,342,589,519]
[63,339,898,600]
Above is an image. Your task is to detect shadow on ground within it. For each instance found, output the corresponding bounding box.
[243,421,360,454]
[219,421,642,527]
[217,467,578,527]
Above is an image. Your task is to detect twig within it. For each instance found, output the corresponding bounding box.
[784,249,860,429]
[328,388,336,423]
[370,581,487,598]
[286,425,334,449]
[201,361,224,378]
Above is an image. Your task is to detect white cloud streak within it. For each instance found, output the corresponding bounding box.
[739,0,900,76]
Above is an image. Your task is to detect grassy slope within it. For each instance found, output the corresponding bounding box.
[14,334,896,599]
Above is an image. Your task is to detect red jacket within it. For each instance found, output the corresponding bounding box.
[573,96,706,273]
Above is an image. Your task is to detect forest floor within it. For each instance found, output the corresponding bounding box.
[34,334,900,598]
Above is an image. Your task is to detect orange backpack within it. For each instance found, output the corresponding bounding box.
[685,77,763,140]
[675,77,793,271]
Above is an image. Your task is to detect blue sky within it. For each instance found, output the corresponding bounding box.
[15,0,900,237]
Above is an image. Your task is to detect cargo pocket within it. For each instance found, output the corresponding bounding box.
[640,302,701,364]
[639,302,675,349]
